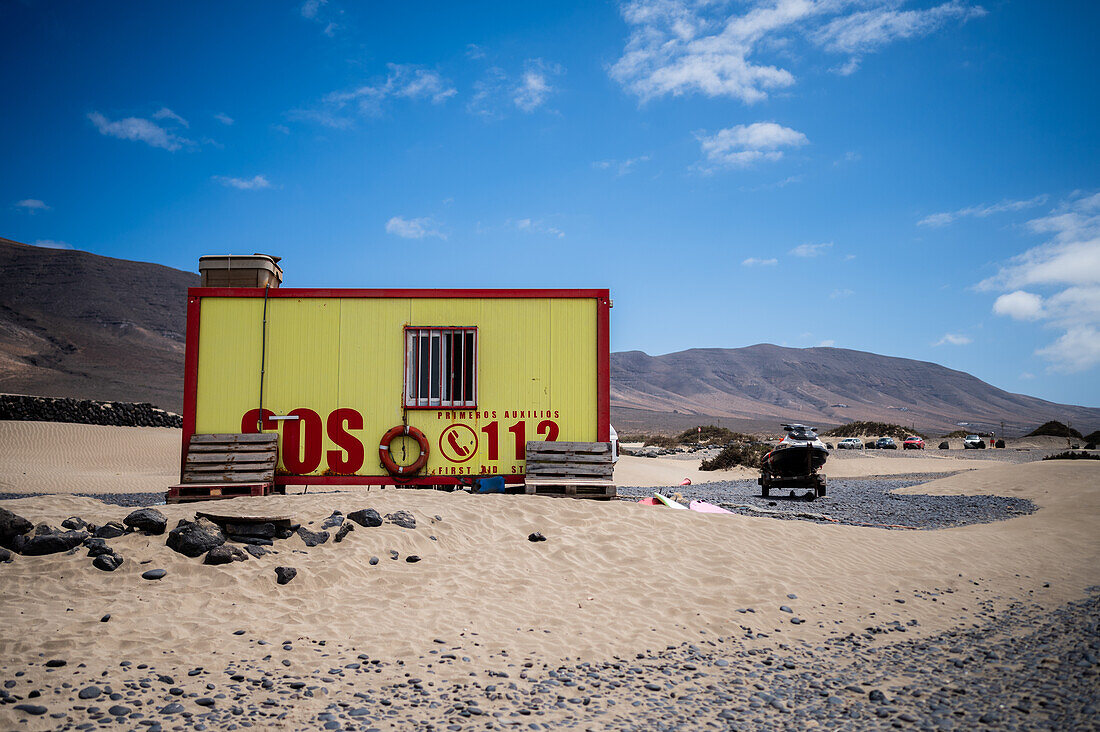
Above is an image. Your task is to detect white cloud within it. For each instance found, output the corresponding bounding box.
[742,257,778,267]
[918,194,1048,227]
[610,0,984,104]
[829,288,854,298]
[817,339,836,347]
[469,60,563,118]
[979,192,1100,372]
[314,64,456,120]
[15,199,49,213]
[593,155,651,176]
[992,290,1043,321]
[301,0,325,19]
[33,239,72,249]
[697,122,807,169]
[214,113,234,125]
[1036,326,1100,373]
[87,111,193,151]
[812,1,986,55]
[386,216,445,240]
[935,333,972,346]
[514,70,551,112]
[512,218,565,239]
[790,241,832,258]
[152,107,189,128]
[213,175,272,190]
[1019,372,1035,380]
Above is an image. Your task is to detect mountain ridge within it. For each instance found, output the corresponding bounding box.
[1,237,1096,435]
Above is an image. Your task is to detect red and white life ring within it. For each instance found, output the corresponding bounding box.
[379,425,430,476]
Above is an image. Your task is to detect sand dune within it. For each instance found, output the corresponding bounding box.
[0,421,179,494]
[1,422,1097,728]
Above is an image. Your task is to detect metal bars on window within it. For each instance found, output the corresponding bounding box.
[404,327,477,407]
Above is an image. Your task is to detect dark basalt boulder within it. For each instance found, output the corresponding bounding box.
[123,508,167,535]
[385,510,416,529]
[20,527,89,556]
[204,545,249,565]
[95,522,127,539]
[296,526,329,547]
[275,566,297,585]
[347,508,382,528]
[0,507,33,550]
[335,522,354,543]
[166,519,225,558]
[92,552,124,572]
[61,517,88,530]
[321,511,344,530]
[83,537,114,557]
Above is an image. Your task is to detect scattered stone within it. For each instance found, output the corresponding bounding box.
[123,508,167,535]
[160,702,184,714]
[347,508,382,528]
[335,522,354,543]
[389,550,399,560]
[0,546,11,563]
[321,511,344,529]
[78,686,102,700]
[45,659,66,667]
[21,527,89,556]
[385,510,416,529]
[61,516,88,530]
[108,704,131,716]
[0,507,32,549]
[275,567,297,585]
[405,555,421,563]
[13,703,47,715]
[100,614,111,622]
[141,569,167,580]
[296,526,329,547]
[780,605,793,613]
[368,556,379,566]
[204,545,249,565]
[166,519,225,558]
[528,532,547,542]
[93,552,124,572]
[243,544,271,559]
[83,537,114,557]
[95,522,127,540]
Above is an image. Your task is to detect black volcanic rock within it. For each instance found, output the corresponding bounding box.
[21,528,88,556]
[347,508,382,528]
[0,507,32,550]
[166,519,225,558]
[123,508,167,535]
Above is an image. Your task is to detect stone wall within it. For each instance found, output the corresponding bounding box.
[0,394,182,428]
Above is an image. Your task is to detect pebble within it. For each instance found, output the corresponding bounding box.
[141,569,167,580]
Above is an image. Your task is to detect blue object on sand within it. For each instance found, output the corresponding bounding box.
[475,476,506,494]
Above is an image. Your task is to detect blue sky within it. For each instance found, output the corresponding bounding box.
[3,0,1098,407]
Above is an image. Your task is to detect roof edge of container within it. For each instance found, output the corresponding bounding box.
[187,287,610,299]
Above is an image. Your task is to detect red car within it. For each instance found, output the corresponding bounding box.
[903,436,925,450]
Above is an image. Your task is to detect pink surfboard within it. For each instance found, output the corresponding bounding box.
[689,500,732,514]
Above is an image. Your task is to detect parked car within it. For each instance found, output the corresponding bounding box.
[903,436,925,450]
[837,438,864,450]
[875,437,897,450]
[963,434,986,449]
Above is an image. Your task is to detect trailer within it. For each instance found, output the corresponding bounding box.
[179,261,611,493]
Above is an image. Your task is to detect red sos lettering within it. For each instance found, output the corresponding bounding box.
[242,408,365,474]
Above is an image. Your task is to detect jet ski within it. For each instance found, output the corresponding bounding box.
[762,424,829,477]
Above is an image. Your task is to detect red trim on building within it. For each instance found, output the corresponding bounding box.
[596,294,611,443]
[180,295,201,480]
[188,287,609,299]
[276,475,526,487]
[181,288,613,479]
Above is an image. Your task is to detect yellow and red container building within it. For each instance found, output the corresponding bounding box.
[181,288,611,487]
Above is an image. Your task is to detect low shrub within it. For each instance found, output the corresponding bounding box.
[700,442,770,471]
[824,422,922,440]
[676,425,748,444]
[1042,451,1100,461]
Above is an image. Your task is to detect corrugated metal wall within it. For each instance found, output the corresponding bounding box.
[194,296,597,477]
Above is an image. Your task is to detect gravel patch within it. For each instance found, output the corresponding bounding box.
[619,476,1037,529]
[0,492,165,507]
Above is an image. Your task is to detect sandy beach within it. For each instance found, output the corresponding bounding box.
[1,422,1098,729]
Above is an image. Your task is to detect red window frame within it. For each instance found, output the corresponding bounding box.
[403,326,478,408]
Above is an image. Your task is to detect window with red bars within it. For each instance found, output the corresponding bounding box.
[404,327,477,408]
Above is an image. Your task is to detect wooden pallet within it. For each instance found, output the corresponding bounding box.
[523,441,616,500]
[167,433,281,503]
